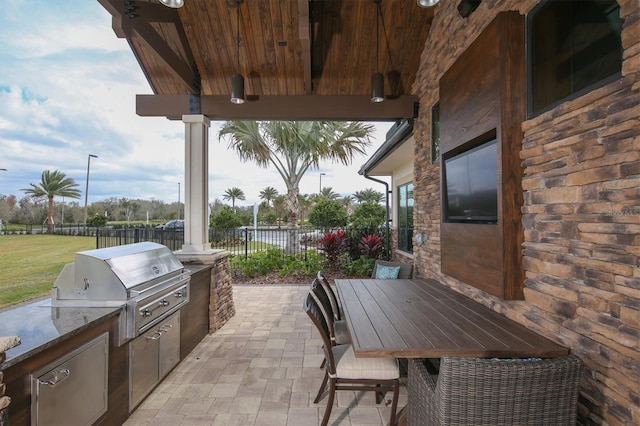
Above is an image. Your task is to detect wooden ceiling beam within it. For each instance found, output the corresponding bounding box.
[120,17,198,94]
[101,0,199,94]
[137,94,418,121]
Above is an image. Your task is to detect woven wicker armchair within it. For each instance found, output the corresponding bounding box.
[408,355,582,426]
[371,260,413,279]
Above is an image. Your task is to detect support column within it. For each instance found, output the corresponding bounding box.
[180,114,213,256]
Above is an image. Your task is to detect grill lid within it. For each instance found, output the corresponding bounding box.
[83,242,183,289]
[53,242,185,301]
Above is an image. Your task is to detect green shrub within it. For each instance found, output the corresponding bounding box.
[232,247,282,277]
[279,250,327,277]
[342,257,375,277]
[349,201,386,229]
[210,207,243,230]
[231,247,328,279]
[308,199,348,231]
[87,215,108,227]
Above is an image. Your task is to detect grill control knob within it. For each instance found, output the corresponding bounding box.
[140,309,152,318]
[174,291,184,298]
[159,299,169,307]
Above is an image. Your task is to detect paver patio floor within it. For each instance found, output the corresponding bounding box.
[124,284,407,426]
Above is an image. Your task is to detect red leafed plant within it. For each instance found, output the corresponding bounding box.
[318,230,350,268]
[358,234,383,259]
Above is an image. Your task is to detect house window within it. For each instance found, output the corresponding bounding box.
[397,182,414,253]
[528,0,623,116]
[431,102,440,163]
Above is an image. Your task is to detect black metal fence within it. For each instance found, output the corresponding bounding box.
[0,223,98,236]
[96,226,391,260]
[96,227,185,251]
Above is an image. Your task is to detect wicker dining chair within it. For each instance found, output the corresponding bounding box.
[371,260,414,279]
[408,355,582,426]
[304,293,400,426]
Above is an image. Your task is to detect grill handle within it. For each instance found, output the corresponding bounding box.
[128,271,190,298]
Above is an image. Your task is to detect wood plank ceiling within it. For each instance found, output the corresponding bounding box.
[98,0,435,120]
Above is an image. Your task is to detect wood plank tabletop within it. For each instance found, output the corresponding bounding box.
[335,278,569,358]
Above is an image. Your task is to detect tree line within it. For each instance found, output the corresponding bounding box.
[1,120,386,233]
[0,180,384,230]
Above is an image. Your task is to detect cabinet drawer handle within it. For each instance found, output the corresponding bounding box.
[159,323,173,333]
[38,368,70,387]
[147,331,162,340]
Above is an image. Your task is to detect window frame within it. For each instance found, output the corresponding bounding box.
[431,102,440,163]
[526,0,623,117]
[397,182,414,254]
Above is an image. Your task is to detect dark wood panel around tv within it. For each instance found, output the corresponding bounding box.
[439,11,525,300]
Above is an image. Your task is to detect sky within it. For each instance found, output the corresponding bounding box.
[0,0,393,207]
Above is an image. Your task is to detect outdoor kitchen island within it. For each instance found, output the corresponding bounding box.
[0,245,234,426]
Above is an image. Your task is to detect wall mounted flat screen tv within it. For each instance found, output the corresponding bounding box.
[443,138,498,223]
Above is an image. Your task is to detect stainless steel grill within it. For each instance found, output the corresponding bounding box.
[52,242,190,345]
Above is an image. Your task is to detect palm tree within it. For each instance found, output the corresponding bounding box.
[219,121,372,251]
[259,186,278,207]
[341,195,354,208]
[223,187,245,211]
[22,170,81,233]
[320,187,341,200]
[354,188,384,204]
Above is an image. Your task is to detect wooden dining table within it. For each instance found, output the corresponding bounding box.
[334,278,568,359]
[334,278,569,425]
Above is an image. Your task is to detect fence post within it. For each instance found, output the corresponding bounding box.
[244,228,249,260]
[304,238,308,262]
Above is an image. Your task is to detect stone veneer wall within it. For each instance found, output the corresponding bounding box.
[388,226,414,263]
[411,0,639,425]
[0,336,20,426]
[208,254,235,333]
[0,370,8,426]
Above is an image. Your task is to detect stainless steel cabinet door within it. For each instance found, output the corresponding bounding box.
[31,332,109,426]
[158,312,180,378]
[129,324,160,409]
[129,311,181,411]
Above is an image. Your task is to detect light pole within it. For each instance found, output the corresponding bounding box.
[319,172,326,194]
[83,154,98,227]
[177,182,181,220]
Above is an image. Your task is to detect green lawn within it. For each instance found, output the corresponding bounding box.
[0,235,95,309]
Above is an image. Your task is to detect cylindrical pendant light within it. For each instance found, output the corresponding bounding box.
[231,73,245,104]
[371,72,385,103]
[230,0,245,104]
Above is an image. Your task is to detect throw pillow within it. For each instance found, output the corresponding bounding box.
[375,265,401,279]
